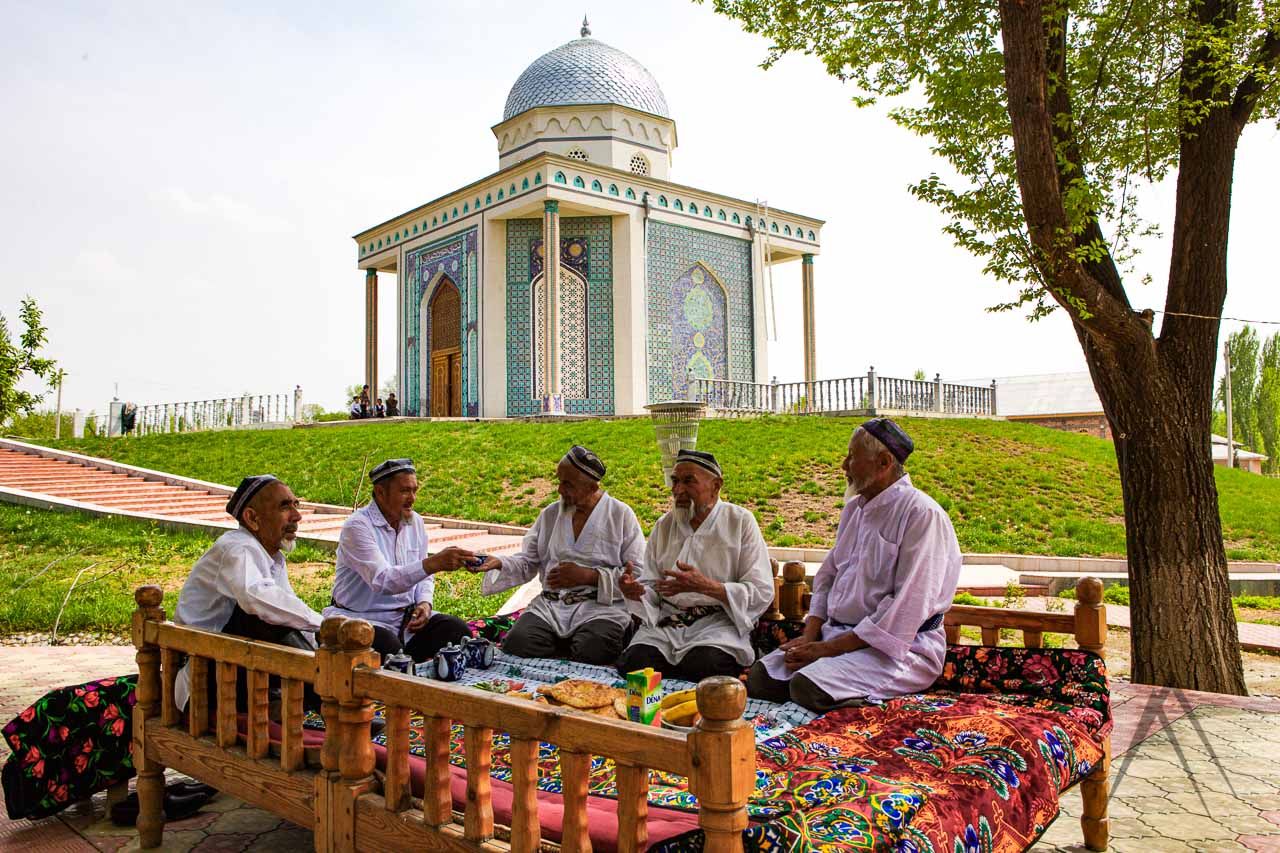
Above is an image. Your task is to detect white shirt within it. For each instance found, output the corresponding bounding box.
[761,474,963,702]
[322,502,433,635]
[482,493,645,635]
[628,500,773,666]
[173,528,322,709]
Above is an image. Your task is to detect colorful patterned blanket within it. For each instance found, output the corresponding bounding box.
[302,635,1109,853]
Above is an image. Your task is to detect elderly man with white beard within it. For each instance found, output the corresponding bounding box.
[617,449,774,682]
[469,445,645,666]
[173,475,322,712]
[749,419,963,713]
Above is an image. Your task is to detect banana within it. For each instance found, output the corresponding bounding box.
[664,699,699,725]
[661,688,697,709]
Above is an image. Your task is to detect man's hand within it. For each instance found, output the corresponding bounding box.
[783,639,831,672]
[423,546,477,575]
[546,561,597,589]
[654,561,722,600]
[468,555,502,573]
[618,561,645,601]
[406,602,431,632]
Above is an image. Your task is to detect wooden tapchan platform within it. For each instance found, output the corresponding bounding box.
[128,579,1111,852]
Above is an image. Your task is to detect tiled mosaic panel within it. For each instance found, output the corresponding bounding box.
[532,236,589,278]
[402,228,479,416]
[531,269,590,399]
[646,221,754,403]
[506,217,614,416]
[670,264,728,398]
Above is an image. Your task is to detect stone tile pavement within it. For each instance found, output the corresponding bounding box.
[2,646,1279,852]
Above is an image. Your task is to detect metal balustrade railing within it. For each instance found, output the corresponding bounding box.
[124,393,299,437]
[690,369,997,417]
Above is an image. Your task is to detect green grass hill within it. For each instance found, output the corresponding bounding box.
[51,416,1280,561]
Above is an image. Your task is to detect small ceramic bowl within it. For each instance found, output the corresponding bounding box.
[660,717,697,734]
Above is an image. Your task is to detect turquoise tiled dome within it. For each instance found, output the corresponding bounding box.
[503,37,670,121]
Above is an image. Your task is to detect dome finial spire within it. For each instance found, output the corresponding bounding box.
[580,15,591,38]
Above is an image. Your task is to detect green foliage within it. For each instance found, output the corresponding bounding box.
[1259,333,1280,474]
[952,591,989,606]
[0,297,57,426]
[1220,326,1262,450]
[1102,585,1130,606]
[4,409,99,440]
[1232,595,1280,611]
[703,0,1280,317]
[51,416,1280,559]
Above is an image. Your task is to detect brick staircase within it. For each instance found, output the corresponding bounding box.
[0,443,524,556]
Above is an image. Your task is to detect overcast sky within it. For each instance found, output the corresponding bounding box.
[3,0,1277,415]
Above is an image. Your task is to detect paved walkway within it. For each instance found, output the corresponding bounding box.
[2,647,1278,852]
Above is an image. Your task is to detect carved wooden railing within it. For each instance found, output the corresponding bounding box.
[132,586,755,852]
[943,577,1109,852]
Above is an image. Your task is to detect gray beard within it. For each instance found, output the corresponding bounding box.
[280,536,297,554]
[844,480,860,504]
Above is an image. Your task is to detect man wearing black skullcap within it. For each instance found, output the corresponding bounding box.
[172,476,322,712]
[750,419,962,712]
[616,449,773,681]
[465,445,645,665]
[324,458,476,663]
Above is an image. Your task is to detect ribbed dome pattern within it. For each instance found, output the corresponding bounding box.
[503,38,670,121]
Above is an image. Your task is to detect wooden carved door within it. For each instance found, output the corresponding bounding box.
[428,278,462,418]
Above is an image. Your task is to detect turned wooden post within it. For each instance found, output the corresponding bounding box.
[763,559,783,621]
[688,676,752,853]
[131,585,166,849]
[317,618,345,775]
[1075,576,1110,851]
[337,620,378,783]
[779,561,807,620]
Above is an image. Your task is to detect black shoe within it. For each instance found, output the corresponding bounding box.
[163,790,209,821]
[167,780,217,799]
[109,792,139,827]
[369,716,387,739]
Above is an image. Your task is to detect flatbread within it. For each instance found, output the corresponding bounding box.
[537,679,624,710]
[613,697,628,719]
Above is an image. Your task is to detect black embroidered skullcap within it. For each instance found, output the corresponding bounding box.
[562,445,605,481]
[674,449,722,478]
[370,458,416,484]
[860,418,914,464]
[226,475,280,521]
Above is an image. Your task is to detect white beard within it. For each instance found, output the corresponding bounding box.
[280,536,298,554]
[843,480,860,504]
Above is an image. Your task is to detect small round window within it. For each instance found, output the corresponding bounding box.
[566,148,589,161]
[629,152,650,175]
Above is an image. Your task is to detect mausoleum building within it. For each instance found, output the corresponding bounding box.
[354,20,823,417]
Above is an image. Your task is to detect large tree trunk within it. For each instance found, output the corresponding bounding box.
[998,0,1249,694]
[1085,345,1248,694]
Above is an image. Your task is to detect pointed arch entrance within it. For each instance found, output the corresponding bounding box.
[421,276,462,417]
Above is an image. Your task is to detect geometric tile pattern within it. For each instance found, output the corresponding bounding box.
[401,228,479,417]
[646,221,754,403]
[506,217,614,416]
[531,268,589,400]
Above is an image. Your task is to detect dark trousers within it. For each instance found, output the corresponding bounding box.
[745,661,868,713]
[209,604,321,713]
[371,612,473,663]
[616,643,742,682]
[501,612,632,667]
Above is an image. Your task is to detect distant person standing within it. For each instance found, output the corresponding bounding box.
[359,385,371,418]
[385,393,399,417]
[374,398,386,418]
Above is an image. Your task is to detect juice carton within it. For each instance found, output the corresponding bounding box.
[626,667,663,726]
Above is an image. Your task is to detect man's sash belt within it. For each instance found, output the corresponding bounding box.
[540,589,596,606]
[656,604,724,629]
[827,613,946,633]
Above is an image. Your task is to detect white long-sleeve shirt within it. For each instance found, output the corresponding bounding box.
[173,527,322,709]
[482,494,645,635]
[322,502,433,635]
[627,500,773,666]
[761,474,962,702]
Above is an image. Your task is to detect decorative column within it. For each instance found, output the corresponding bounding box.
[364,269,378,404]
[540,200,565,415]
[801,254,816,384]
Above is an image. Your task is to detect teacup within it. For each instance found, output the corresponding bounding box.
[413,659,437,679]
[463,637,494,669]
[433,644,467,682]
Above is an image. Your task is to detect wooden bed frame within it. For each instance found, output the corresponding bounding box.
[129,577,1110,852]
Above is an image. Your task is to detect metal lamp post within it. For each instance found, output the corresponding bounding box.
[644,400,707,486]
